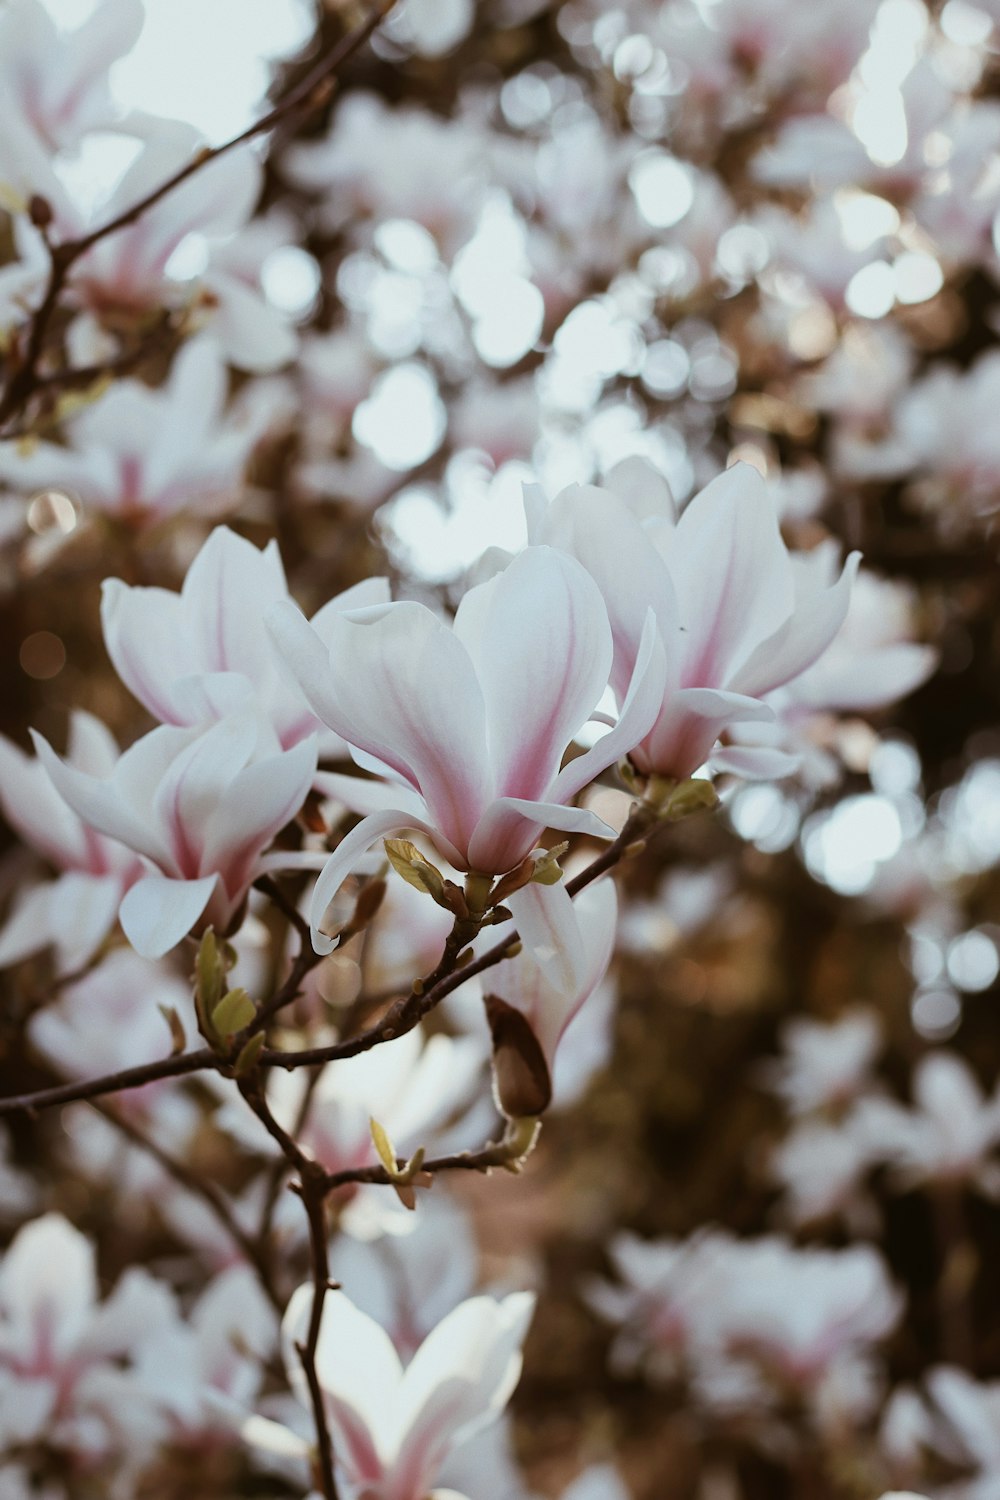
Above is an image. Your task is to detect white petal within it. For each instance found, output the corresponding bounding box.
[119,874,219,958]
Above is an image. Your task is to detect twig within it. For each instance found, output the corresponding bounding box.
[239,1078,339,1499]
[0,811,655,1116]
[0,1,394,435]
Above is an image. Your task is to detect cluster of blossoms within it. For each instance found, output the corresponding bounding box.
[0,0,998,1498]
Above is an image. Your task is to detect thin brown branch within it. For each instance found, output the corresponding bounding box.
[0,1045,219,1115]
[0,0,394,435]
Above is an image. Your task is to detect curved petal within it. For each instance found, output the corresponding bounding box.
[550,608,667,802]
[454,547,613,802]
[119,873,219,958]
[31,729,168,867]
[308,808,451,955]
[637,688,774,780]
[269,599,491,857]
[313,770,429,820]
[203,735,317,888]
[466,797,615,875]
[729,551,861,698]
[709,744,802,780]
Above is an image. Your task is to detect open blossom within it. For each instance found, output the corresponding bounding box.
[485,878,618,1118]
[0,712,143,973]
[268,544,663,951]
[102,525,389,749]
[33,713,317,958]
[0,0,143,207]
[0,340,258,526]
[134,1265,276,1449]
[0,1213,174,1460]
[259,1287,534,1500]
[531,464,859,782]
[854,1052,1000,1194]
[763,1009,883,1116]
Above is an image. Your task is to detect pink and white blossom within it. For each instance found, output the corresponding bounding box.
[262,1286,535,1500]
[269,544,664,951]
[32,713,317,958]
[102,525,389,749]
[0,339,258,526]
[532,464,859,781]
[0,712,143,973]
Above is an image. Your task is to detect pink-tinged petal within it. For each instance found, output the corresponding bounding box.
[203,272,297,373]
[0,732,89,869]
[394,1293,535,1479]
[101,578,190,720]
[793,643,937,712]
[0,883,57,969]
[454,547,613,803]
[506,881,585,998]
[313,770,430,821]
[283,1287,401,1474]
[151,716,258,876]
[31,729,169,867]
[203,735,317,893]
[49,871,124,974]
[0,1214,98,1358]
[308,575,393,640]
[308,809,452,955]
[65,711,121,776]
[665,464,795,688]
[550,608,667,802]
[466,798,615,875]
[709,744,802,780]
[729,552,861,698]
[269,599,491,856]
[119,873,219,959]
[167,671,255,723]
[636,688,774,780]
[145,340,231,496]
[182,525,288,676]
[541,485,679,703]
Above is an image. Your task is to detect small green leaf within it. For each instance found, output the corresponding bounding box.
[369,1116,397,1173]
[384,839,447,902]
[233,1032,266,1076]
[212,987,256,1036]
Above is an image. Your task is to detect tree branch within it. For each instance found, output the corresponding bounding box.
[0,0,395,435]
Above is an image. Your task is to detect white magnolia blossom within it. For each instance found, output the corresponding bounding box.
[33,712,318,958]
[0,340,260,526]
[0,1213,174,1460]
[249,1287,534,1500]
[102,524,389,750]
[763,1009,883,1116]
[854,1052,1000,1194]
[0,712,143,973]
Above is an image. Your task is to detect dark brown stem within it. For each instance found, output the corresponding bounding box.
[238,1079,339,1499]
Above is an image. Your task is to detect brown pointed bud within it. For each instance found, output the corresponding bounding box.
[348,877,386,934]
[490,856,535,907]
[299,790,329,835]
[485,995,552,1119]
[28,194,53,229]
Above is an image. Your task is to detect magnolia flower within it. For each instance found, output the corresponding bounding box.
[769,1117,877,1230]
[0,340,257,526]
[269,544,663,952]
[763,1009,882,1116]
[485,878,617,1117]
[102,525,389,749]
[332,1194,478,1360]
[33,713,317,958]
[254,1287,534,1500]
[853,1051,1000,1194]
[0,712,143,973]
[134,1265,277,1448]
[0,0,143,207]
[0,1213,174,1459]
[531,464,858,782]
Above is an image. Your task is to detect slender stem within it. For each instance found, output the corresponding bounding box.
[238,1079,339,1500]
[0,1,394,434]
[0,811,654,1116]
